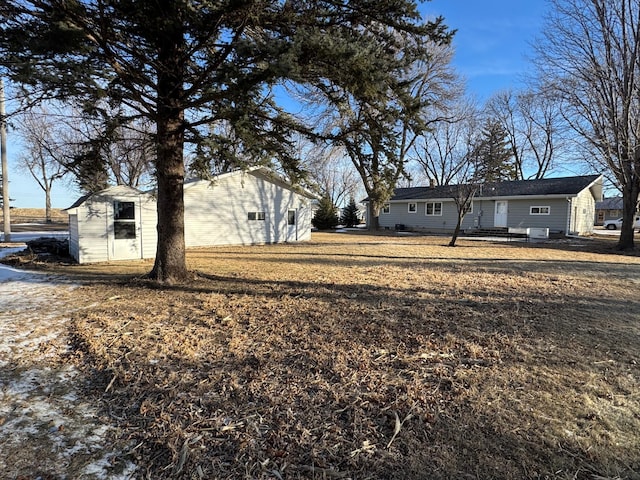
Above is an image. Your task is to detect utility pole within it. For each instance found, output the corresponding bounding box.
[1,78,10,242]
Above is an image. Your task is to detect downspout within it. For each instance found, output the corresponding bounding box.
[566,197,572,235]
[138,196,144,259]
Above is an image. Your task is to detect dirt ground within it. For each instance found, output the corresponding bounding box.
[2,232,640,479]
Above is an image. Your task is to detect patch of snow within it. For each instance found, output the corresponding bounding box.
[0,231,69,243]
[0,251,138,479]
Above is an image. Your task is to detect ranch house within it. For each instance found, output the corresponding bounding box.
[367,175,603,237]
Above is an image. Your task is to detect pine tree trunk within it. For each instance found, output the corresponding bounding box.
[149,110,188,283]
[148,23,189,283]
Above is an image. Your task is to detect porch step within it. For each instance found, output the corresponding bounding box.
[463,227,510,237]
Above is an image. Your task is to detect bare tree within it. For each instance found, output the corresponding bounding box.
[104,119,155,189]
[16,107,67,221]
[413,100,482,246]
[487,88,563,181]
[414,100,479,186]
[61,110,155,191]
[536,0,640,250]
[304,142,362,208]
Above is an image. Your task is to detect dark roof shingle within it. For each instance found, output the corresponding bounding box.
[386,175,601,201]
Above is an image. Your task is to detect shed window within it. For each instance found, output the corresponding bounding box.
[408,202,417,213]
[425,202,442,216]
[530,206,550,215]
[288,210,296,225]
[114,201,136,239]
[382,204,390,214]
[248,211,265,221]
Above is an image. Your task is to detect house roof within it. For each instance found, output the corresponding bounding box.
[595,196,623,210]
[383,175,602,202]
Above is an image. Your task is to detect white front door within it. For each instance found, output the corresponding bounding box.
[111,200,141,260]
[494,201,508,227]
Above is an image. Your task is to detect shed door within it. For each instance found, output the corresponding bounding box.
[287,209,297,241]
[111,201,141,260]
[494,201,508,227]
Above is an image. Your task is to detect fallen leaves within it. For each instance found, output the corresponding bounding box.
[38,233,640,478]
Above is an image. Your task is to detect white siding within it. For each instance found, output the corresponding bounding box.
[67,170,313,263]
[139,196,158,259]
[570,188,597,235]
[74,199,110,263]
[71,186,156,263]
[68,214,80,262]
[183,171,312,247]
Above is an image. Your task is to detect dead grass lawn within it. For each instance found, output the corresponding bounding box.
[0,208,68,231]
[26,233,640,479]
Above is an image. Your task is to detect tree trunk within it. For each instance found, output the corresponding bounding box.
[369,214,380,231]
[148,24,189,283]
[448,212,464,247]
[368,202,381,231]
[149,110,188,283]
[617,180,640,250]
[45,185,51,223]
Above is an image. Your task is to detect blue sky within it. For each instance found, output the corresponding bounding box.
[422,0,547,100]
[7,1,547,209]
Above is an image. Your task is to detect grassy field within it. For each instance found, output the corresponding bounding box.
[20,232,640,479]
[0,208,68,228]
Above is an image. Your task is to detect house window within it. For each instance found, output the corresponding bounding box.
[425,202,442,216]
[382,204,390,214]
[464,201,473,214]
[530,206,550,215]
[288,210,296,225]
[408,202,417,213]
[248,211,265,221]
[114,201,136,239]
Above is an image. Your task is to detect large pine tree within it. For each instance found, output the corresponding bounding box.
[312,195,340,230]
[341,197,361,228]
[473,119,516,183]
[0,1,450,282]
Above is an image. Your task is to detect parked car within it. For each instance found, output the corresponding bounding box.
[603,216,640,230]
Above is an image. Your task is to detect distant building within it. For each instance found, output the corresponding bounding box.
[595,196,624,225]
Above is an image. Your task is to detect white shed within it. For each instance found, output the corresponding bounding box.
[66,185,158,264]
[65,168,315,263]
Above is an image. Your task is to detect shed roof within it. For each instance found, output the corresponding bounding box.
[384,175,602,202]
[183,167,317,199]
[64,185,145,211]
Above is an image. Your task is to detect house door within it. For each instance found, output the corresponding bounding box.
[111,201,141,260]
[287,209,297,241]
[494,201,508,227]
